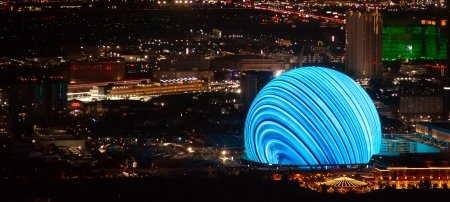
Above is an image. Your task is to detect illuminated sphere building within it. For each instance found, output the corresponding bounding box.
[244,67,381,166]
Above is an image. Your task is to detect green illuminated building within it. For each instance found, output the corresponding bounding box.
[383,20,447,61]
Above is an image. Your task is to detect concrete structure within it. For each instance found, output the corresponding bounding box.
[399,96,443,119]
[383,19,447,61]
[210,54,294,72]
[345,10,383,79]
[69,60,126,83]
[448,0,450,77]
[6,78,67,139]
[372,153,450,189]
[0,68,67,139]
[153,70,214,82]
[445,81,450,119]
[39,139,86,150]
[0,87,9,137]
[380,134,441,155]
[416,122,450,143]
[239,58,289,71]
[105,79,206,97]
[240,71,273,108]
[84,100,148,114]
[158,55,210,71]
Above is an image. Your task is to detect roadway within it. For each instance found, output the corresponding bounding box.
[254,5,345,24]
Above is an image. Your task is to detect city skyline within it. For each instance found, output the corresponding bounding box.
[0,1,449,201]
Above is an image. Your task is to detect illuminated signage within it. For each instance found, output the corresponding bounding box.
[244,67,381,166]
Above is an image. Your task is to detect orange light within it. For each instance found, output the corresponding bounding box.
[71,102,81,107]
[272,173,282,181]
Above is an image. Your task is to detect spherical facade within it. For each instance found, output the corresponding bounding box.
[244,67,381,166]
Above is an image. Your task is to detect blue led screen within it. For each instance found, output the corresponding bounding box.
[244,67,381,166]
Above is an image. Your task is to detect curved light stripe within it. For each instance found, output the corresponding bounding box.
[244,67,381,166]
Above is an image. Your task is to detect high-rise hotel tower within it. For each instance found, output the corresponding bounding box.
[345,10,383,79]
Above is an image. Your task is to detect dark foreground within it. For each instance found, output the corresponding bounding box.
[2,176,449,202]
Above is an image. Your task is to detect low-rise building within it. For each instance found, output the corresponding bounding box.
[104,79,206,97]
[372,153,450,189]
[416,122,450,143]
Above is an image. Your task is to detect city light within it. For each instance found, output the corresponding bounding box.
[0,1,449,199]
[273,70,284,77]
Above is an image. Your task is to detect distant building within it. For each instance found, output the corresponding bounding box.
[153,70,214,82]
[67,99,84,115]
[0,69,67,139]
[379,134,441,156]
[399,96,443,120]
[372,153,450,189]
[301,41,344,64]
[8,79,67,139]
[0,87,9,138]
[399,63,446,77]
[84,100,148,114]
[448,3,450,77]
[445,81,450,118]
[212,28,222,39]
[69,60,126,83]
[39,139,86,150]
[345,10,383,79]
[120,54,148,62]
[240,58,289,71]
[101,79,206,98]
[240,71,273,108]
[425,64,447,77]
[212,28,243,39]
[399,63,428,76]
[416,122,450,143]
[383,19,447,61]
[210,54,294,72]
[158,55,210,71]
[375,101,396,119]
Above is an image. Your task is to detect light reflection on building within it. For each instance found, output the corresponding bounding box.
[107,78,206,97]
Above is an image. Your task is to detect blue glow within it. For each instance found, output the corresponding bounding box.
[244,67,381,166]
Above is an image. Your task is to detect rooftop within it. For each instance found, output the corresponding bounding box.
[418,122,450,133]
[372,153,450,169]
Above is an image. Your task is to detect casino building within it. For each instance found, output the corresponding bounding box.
[372,153,450,189]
